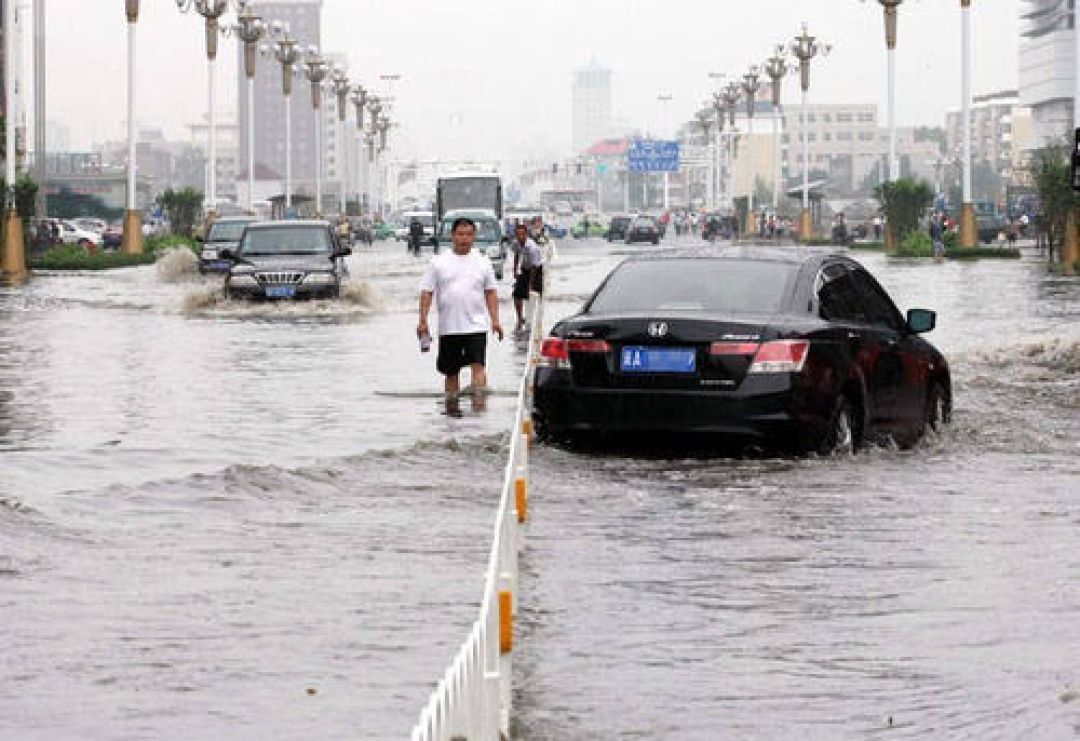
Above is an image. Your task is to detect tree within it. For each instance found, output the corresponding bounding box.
[874,177,933,244]
[1027,142,1078,258]
[158,187,204,237]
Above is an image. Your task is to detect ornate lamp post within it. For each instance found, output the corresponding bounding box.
[741,66,763,235]
[235,1,265,213]
[363,130,376,214]
[764,46,791,216]
[875,0,903,182]
[350,85,368,211]
[302,47,329,216]
[376,116,391,216]
[331,66,351,216]
[2,0,27,282]
[176,0,229,217]
[269,27,299,210]
[121,0,143,255]
[721,82,742,215]
[789,23,829,239]
[712,92,726,210]
[696,109,714,209]
[366,98,383,215]
[958,0,977,248]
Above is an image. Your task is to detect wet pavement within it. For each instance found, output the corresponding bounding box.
[1,237,1077,739]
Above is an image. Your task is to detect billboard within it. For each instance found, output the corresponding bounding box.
[628,139,680,173]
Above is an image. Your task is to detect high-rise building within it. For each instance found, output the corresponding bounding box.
[946,91,1034,184]
[237,0,322,197]
[572,59,613,155]
[1019,0,1075,147]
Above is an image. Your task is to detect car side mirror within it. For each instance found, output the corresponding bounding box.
[907,308,936,334]
[218,248,233,261]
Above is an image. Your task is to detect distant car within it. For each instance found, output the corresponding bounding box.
[223,220,351,301]
[626,216,661,246]
[571,218,607,239]
[71,218,107,236]
[607,215,632,242]
[533,248,951,454]
[395,211,435,242]
[976,213,1007,244]
[437,210,508,280]
[199,216,255,274]
[102,222,123,250]
[57,220,100,249]
[545,223,569,240]
[373,222,397,241]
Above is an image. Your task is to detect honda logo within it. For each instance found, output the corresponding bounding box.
[647,322,669,338]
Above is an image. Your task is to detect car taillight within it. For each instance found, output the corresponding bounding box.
[539,338,609,368]
[748,340,809,373]
[708,342,760,356]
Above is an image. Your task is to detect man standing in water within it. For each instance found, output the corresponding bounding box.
[418,217,504,403]
[511,222,544,332]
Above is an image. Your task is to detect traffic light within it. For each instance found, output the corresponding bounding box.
[1072,128,1080,192]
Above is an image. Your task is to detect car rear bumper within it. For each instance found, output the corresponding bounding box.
[533,373,830,447]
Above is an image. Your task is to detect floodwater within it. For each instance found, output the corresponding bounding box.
[513,241,1080,739]
[1,237,1076,739]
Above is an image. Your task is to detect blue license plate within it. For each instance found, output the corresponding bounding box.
[209,260,231,271]
[620,346,696,373]
[265,285,296,299]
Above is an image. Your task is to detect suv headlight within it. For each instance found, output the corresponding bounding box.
[229,273,257,286]
[304,272,336,285]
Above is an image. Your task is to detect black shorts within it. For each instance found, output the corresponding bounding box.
[513,266,544,300]
[436,332,487,376]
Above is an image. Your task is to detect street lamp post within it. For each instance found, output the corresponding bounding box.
[742,67,763,235]
[376,116,391,216]
[765,46,790,216]
[959,0,977,249]
[302,47,329,216]
[366,98,383,215]
[657,93,673,210]
[790,23,829,239]
[121,0,143,255]
[876,0,903,182]
[331,66,351,216]
[351,85,368,213]
[712,92,726,210]
[176,0,229,218]
[696,110,714,210]
[235,1,265,213]
[363,130,376,214]
[2,0,27,283]
[270,29,299,211]
[721,83,742,217]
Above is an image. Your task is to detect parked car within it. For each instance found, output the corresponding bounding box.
[222,220,351,300]
[56,220,100,249]
[607,215,632,242]
[544,223,569,240]
[71,218,107,236]
[626,216,661,245]
[373,222,398,241]
[436,209,508,279]
[533,248,951,454]
[571,218,607,239]
[198,216,255,274]
[102,222,123,250]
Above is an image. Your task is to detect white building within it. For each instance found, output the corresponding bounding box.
[188,114,239,205]
[1019,0,1075,146]
[572,59,613,155]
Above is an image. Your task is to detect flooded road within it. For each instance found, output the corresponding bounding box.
[514,243,1080,738]
[1,237,1077,739]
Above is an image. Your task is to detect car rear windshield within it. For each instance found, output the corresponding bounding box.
[207,221,249,242]
[241,227,331,255]
[587,259,796,315]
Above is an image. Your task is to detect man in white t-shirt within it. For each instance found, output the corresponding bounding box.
[418,217,504,400]
[511,223,544,331]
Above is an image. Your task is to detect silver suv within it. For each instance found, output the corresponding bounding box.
[222,221,351,300]
[199,216,254,273]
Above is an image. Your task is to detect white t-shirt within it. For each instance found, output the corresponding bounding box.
[513,238,544,270]
[419,250,498,336]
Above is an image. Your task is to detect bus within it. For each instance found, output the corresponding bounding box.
[436,173,503,223]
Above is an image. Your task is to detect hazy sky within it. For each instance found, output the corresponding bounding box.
[46,0,1020,163]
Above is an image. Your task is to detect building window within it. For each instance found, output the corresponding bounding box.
[837,132,853,141]
[837,113,853,123]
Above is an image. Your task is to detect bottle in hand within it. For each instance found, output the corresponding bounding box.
[418,329,432,353]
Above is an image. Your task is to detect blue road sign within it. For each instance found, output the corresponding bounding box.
[628,139,680,173]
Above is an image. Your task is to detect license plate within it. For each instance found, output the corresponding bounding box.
[209,260,231,271]
[265,285,296,299]
[620,346,696,373]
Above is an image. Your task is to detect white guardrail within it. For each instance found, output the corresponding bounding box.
[410,287,546,741]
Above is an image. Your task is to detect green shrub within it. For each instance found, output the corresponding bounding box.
[30,245,156,271]
[945,247,1021,260]
[943,230,959,250]
[875,178,934,244]
[146,234,198,256]
[898,231,933,257]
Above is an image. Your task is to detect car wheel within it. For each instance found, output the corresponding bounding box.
[924,382,951,435]
[820,395,858,456]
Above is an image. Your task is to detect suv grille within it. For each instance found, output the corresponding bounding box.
[255,272,305,286]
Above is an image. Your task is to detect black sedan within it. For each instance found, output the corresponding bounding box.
[626,216,661,246]
[533,248,951,454]
[222,221,351,300]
